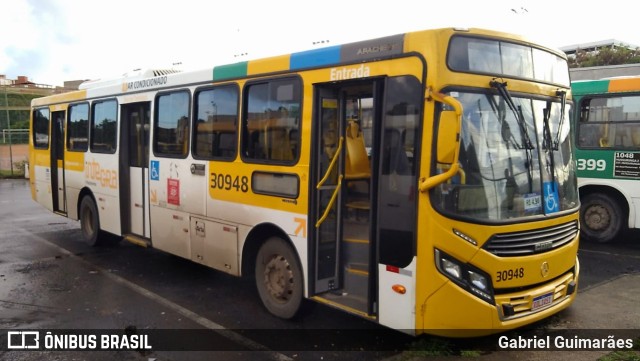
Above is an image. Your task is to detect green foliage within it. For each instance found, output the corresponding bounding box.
[1,89,42,137]
[402,337,454,358]
[460,349,482,357]
[0,92,41,107]
[13,159,27,173]
[0,110,30,129]
[569,46,640,68]
[399,337,483,358]
[598,351,640,361]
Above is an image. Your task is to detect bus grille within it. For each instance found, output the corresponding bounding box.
[484,221,578,257]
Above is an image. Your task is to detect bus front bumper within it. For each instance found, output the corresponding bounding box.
[419,257,579,338]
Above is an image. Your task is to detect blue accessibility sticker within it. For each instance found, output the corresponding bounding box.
[543,181,559,214]
[150,160,160,181]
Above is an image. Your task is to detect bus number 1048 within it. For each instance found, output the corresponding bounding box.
[577,158,606,171]
[615,152,637,159]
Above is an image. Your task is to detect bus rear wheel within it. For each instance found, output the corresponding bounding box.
[255,237,303,319]
[79,196,102,246]
[580,193,623,243]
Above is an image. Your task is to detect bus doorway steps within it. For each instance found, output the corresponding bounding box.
[123,234,151,248]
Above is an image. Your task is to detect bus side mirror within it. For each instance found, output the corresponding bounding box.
[437,110,459,164]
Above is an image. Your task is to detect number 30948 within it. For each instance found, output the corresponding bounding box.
[496,268,524,282]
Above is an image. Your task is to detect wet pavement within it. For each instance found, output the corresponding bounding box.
[0,178,639,361]
[0,179,287,361]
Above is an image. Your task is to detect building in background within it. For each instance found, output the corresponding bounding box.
[560,40,640,80]
[0,75,84,176]
[0,74,84,94]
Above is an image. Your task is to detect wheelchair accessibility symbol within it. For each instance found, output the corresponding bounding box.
[543,181,559,213]
[150,160,160,181]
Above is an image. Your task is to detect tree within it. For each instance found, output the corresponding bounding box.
[569,46,640,68]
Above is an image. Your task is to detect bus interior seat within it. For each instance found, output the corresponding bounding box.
[454,185,488,214]
[345,120,371,214]
[345,120,371,180]
[267,127,293,161]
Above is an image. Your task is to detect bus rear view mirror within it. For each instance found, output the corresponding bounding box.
[437,110,459,164]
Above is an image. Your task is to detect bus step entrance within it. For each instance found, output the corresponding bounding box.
[123,234,151,248]
[345,200,369,221]
[323,263,368,313]
[337,230,370,313]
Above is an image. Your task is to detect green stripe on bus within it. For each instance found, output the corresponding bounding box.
[571,79,610,95]
[213,62,248,81]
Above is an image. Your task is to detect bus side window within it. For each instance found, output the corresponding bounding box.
[67,102,89,152]
[194,85,239,160]
[155,91,190,157]
[243,78,300,164]
[91,100,118,153]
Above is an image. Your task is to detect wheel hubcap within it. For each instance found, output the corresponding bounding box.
[263,255,294,303]
[584,205,610,231]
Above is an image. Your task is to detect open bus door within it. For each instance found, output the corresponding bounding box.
[311,77,421,322]
[311,82,381,315]
[120,102,151,240]
[51,110,66,214]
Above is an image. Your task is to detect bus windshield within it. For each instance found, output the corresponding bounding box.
[432,90,579,222]
[448,35,570,87]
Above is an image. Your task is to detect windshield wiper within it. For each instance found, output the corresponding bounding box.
[542,102,557,187]
[553,90,567,150]
[490,79,534,150]
[489,79,534,192]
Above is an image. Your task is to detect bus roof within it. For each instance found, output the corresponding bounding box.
[32,27,551,107]
[572,76,640,95]
[75,27,533,91]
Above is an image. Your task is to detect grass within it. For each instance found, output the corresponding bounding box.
[599,338,640,361]
[0,169,26,178]
[399,337,483,359]
[598,351,640,361]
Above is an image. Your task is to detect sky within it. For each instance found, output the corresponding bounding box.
[2,0,639,87]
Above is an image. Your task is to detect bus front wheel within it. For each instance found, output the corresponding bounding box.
[580,193,623,243]
[79,196,102,246]
[255,237,303,319]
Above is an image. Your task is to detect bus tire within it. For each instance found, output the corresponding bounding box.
[580,193,623,243]
[79,196,102,247]
[255,237,303,319]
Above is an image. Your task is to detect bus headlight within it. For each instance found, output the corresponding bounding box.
[468,270,488,290]
[435,249,495,305]
[441,258,461,279]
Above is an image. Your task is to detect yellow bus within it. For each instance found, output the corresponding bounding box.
[29,27,579,336]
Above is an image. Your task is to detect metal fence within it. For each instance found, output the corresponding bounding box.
[1,129,28,144]
[1,84,46,177]
[0,129,28,176]
[0,143,27,176]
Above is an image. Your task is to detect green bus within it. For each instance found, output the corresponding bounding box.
[574,76,640,242]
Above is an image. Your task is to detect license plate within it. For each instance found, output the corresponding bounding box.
[532,292,554,311]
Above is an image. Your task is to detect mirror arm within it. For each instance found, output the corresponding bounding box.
[419,89,462,192]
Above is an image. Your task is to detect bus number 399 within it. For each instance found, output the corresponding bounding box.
[210,173,249,192]
[576,158,606,171]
